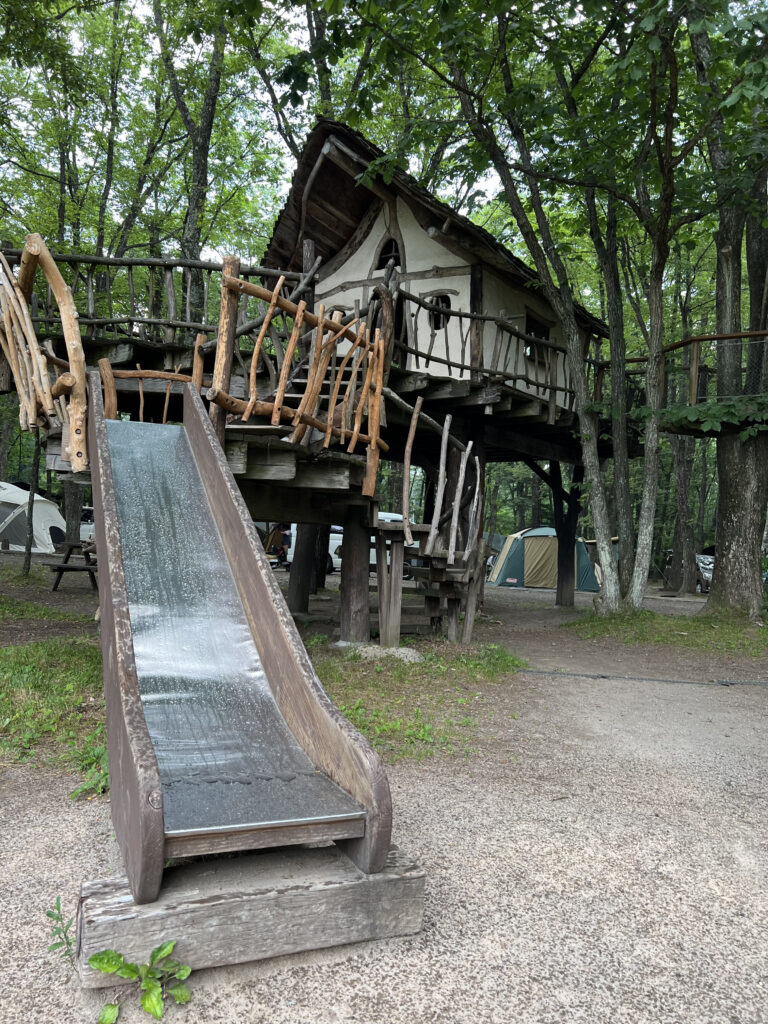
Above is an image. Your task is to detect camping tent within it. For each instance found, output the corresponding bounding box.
[487,526,599,592]
[0,482,66,554]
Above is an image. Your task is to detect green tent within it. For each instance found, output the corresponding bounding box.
[487,526,599,592]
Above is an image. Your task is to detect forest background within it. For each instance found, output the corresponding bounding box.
[1,0,767,613]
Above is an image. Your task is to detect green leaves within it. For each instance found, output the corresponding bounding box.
[141,985,164,1020]
[89,949,126,975]
[149,941,176,965]
[89,940,192,1021]
[97,1004,120,1024]
[661,394,768,437]
[46,896,75,967]
[168,982,192,1004]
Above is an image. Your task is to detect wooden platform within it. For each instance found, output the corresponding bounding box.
[76,844,425,988]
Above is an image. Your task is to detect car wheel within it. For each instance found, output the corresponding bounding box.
[326,554,334,574]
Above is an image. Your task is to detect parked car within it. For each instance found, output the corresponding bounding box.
[281,514,414,578]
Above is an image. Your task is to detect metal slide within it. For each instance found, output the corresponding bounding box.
[89,378,391,903]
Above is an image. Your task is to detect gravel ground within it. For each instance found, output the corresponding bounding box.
[2,660,766,1024]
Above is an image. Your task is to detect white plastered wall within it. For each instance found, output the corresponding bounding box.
[315,198,472,378]
[481,268,570,402]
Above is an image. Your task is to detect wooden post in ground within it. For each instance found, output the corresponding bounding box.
[340,507,370,642]
[22,426,40,577]
[209,255,240,445]
[424,595,442,634]
[287,523,318,615]
[376,535,404,648]
[444,596,460,642]
[460,443,486,644]
[312,524,331,592]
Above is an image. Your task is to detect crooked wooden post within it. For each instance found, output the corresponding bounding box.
[340,507,370,643]
[30,234,89,472]
[209,255,240,445]
[689,340,701,406]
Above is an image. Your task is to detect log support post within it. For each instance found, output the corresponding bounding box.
[376,534,404,648]
[287,523,318,615]
[312,523,331,593]
[340,507,370,642]
[689,340,701,406]
[444,596,460,643]
[424,595,442,634]
[209,255,240,445]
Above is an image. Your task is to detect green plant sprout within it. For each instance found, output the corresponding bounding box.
[70,726,110,799]
[88,941,192,1021]
[46,896,75,966]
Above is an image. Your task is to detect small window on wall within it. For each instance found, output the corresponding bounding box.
[376,238,401,270]
[524,311,550,361]
[428,294,452,331]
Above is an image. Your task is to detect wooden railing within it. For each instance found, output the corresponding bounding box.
[599,329,768,414]
[0,234,89,472]
[0,245,304,357]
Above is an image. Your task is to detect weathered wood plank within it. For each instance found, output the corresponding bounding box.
[76,845,424,989]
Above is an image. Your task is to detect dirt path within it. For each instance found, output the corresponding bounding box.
[3,661,767,1023]
[2,562,767,1022]
[476,585,768,684]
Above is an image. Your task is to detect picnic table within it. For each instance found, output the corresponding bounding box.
[40,541,98,592]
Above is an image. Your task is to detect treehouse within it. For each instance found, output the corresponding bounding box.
[0,124,620,648]
[264,119,609,465]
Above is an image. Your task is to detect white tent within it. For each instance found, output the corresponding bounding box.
[0,481,66,554]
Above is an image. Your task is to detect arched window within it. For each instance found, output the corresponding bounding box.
[428,294,452,331]
[376,237,401,270]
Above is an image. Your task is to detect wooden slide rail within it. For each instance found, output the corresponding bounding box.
[0,234,89,472]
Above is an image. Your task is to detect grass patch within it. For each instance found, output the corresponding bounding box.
[0,593,91,624]
[0,639,105,769]
[565,609,768,657]
[0,563,50,589]
[312,641,525,760]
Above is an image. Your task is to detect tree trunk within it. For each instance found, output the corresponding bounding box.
[588,191,633,596]
[670,435,697,593]
[709,434,768,617]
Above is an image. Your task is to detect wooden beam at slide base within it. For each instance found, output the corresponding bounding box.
[76,845,424,989]
[389,371,429,393]
[451,385,502,407]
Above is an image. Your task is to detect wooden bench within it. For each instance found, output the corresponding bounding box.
[40,542,98,591]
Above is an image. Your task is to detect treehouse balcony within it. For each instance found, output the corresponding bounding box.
[618,330,768,437]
